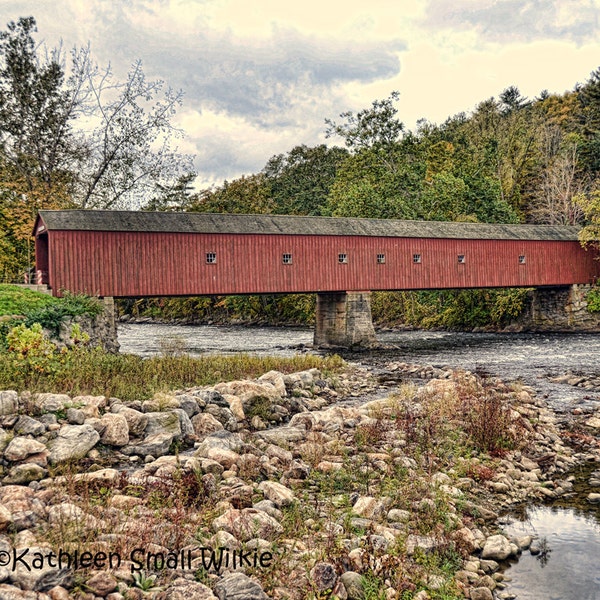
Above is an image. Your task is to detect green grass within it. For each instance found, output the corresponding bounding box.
[0,286,104,346]
[0,284,58,316]
[0,346,344,401]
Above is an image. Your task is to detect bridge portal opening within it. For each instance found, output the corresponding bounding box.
[34,232,49,285]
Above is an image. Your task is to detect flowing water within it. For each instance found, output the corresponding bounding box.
[118,323,600,599]
[119,324,600,410]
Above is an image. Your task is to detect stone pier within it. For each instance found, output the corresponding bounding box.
[314,291,377,348]
[523,284,600,331]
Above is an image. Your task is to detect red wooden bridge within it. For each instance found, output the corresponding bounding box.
[33,210,600,346]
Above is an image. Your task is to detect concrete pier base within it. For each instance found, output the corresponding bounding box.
[314,291,377,348]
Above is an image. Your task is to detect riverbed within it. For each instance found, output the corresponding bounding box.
[118,323,600,599]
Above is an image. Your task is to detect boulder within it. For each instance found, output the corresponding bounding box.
[4,437,47,462]
[159,578,217,599]
[47,424,100,464]
[111,405,148,437]
[212,508,283,541]
[469,588,493,600]
[172,408,195,441]
[121,433,174,458]
[174,395,201,418]
[310,562,338,594]
[66,408,85,425]
[85,572,118,596]
[257,481,295,507]
[481,535,513,561]
[72,396,107,418]
[35,393,72,413]
[257,371,287,396]
[340,571,365,600]
[14,416,45,436]
[100,413,129,447]
[191,413,224,437]
[214,380,281,404]
[213,572,268,600]
[144,412,182,439]
[0,391,18,415]
[352,496,387,520]
[3,464,46,485]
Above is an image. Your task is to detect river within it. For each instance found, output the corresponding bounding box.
[119,323,600,411]
[118,323,600,599]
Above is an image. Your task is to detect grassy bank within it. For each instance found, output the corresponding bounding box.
[0,284,104,346]
[0,342,343,401]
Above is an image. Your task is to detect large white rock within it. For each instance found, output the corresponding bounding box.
[47,424,100,464]
[3,437,47,462]
[0,391,18,415]
[258,481,295,507]
[481,534,513,561]
[100,413,129,446]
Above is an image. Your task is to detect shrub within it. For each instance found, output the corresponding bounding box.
[586,286,600,313]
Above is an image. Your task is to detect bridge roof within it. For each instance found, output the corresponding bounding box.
[36,210,581,241]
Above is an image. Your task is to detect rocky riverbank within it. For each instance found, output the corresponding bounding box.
[0,362,598,600]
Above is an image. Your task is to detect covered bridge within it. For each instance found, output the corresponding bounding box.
[33,210,600,346]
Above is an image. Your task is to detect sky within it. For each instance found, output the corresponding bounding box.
[1,0,600,189]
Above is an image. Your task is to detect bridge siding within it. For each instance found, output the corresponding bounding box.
[45,230,599,297]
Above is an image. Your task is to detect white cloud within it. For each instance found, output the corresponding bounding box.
[1,0,600,188]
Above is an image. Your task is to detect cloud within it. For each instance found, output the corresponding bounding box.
[91,17,404,125]
[424,0,600,44]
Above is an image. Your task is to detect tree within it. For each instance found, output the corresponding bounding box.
[577,67,600,173]
[0,16,80,198]
[325,91,404,157]
[75,57,194,208]
[529,127,586,225]
[143,172,197,212]
[190,174,275,215]
[0,16,194,210]
[499,86,531,114]
[262,144,348,215]
[326,145,424,219]
[0,16,194,280]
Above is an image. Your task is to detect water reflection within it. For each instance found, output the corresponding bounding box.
[502,506,600,600]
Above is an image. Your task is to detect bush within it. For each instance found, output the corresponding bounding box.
[24,292,103,335]
[586,286,600,313]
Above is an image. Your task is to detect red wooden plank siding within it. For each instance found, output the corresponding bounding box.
[45,230,600,297]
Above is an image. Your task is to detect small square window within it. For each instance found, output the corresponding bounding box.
[282,253,293,265]
[519,255,526,264]
[206,252,217,264]
[458,254,466,264]
[413,253,422,264]
[377,253,386,264]
[338,253,348,264]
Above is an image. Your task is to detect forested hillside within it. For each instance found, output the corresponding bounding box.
[2,16,600,328]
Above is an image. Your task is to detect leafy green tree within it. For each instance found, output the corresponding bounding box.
[499,86,531,114]
[325,91,404,150]
[190,174,274,214]
[262,144,348,215]
[326,145,424,219]
[143,172,197,212]
[0,17,79,195]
